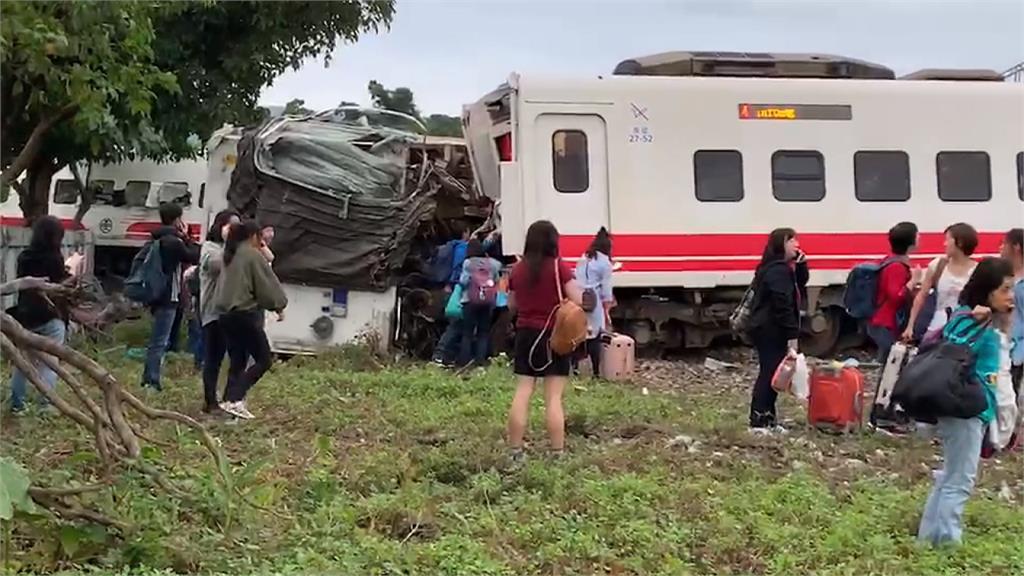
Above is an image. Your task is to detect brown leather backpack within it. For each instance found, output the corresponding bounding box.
[548,259,587,355]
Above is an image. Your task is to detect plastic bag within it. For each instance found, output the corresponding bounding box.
[772,357,796,393]
[791,354,809,401]
[444,285,463,320]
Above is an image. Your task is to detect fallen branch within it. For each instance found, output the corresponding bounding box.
[0,310,231,530]
[0,333,96,429]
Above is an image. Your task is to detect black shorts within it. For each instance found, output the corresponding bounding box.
[514,327,571,378]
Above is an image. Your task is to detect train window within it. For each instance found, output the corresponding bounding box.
[158,181,190,205]
[552,130,589,193]
[854,151,910,201]
[936,152,991,202]
[124,180,151,207]
[772,150,825,201]
[91,180,115,204]
[1017,152,1023,200]
[694,150,744,202]
[53,179,79,204]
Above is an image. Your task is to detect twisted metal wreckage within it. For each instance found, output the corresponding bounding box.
[222,109,493,356]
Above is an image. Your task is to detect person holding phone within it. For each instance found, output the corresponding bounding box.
[746,228,808,433]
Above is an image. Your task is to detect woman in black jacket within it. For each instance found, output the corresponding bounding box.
[747,227,809,432]
[7,216,70,414]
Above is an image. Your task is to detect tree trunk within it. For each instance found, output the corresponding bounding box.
[19,156,60,224]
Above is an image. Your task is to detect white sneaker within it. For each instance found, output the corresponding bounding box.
[748,427,773,437]
[220,401,255,420]
[771,425,789,435]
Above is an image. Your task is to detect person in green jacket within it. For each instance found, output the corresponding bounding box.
[214,221,288,420]
[918,257,1016,546]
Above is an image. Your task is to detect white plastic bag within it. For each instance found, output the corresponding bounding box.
[791,353,809,401]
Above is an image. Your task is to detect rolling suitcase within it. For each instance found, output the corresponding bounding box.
[871,343,916,429]
[809,363,865,433]
[600,333,635,381]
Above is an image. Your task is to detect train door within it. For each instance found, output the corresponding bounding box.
[533,114,609,240]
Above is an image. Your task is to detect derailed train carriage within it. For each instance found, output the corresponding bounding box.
[206,109,493,356]
[463,51,1024,355]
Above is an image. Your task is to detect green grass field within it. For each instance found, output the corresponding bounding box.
[2,324,1022,575]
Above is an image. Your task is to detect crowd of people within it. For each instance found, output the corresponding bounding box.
[115,205,287,421]
[743,222,1023,546]
[6,208,1022,548]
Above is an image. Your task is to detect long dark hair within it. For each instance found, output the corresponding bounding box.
[465,239,485,259]
[207,209,238,243]
[586,227,612,259]
[960,257,1013,308]
[29,215,64,253]
[223,221,260,266]
[759,227,796,268]
[523,220,560,285]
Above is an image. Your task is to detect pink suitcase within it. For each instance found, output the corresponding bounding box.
[600,333,636,380]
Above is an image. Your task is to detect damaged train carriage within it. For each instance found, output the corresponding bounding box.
[206,113,483,355]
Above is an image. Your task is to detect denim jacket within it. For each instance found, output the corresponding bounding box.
[1011,277,1024,366]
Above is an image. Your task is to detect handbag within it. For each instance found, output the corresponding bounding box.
[892,314,990,423]
[913,258,947,342]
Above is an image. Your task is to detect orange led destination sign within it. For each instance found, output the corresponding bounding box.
[738,103,852,121]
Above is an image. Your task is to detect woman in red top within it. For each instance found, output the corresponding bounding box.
[506,220,583,462]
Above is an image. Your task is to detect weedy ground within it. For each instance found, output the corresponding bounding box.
[1,320,1022,575]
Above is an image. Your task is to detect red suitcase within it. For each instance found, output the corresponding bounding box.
[808,363,865,433]
[600,333,636,381]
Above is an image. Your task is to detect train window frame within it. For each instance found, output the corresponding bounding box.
[936,151,991,202]
[772,150,826,202]
[694,150,744,202]
[124,180,152,208]
[552,129,589,193]
[854,151,911,202]
[1017,152,1023,201]
[53,179,79,204]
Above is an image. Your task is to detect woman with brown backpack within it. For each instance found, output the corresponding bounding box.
[506,220,584,463]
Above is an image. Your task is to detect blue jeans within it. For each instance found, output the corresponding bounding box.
[9,318,66,412]
[918,416,983,546]
[432,318,463,364]
[459,304,493,367]
[187,312,204,369]
[866,323,896,364]
[143,305,178,389]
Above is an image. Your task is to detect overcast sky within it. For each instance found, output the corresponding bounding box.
[260,0,1024,116]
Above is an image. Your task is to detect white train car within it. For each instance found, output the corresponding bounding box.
[464,52,1024,354]
[0,158,207,280]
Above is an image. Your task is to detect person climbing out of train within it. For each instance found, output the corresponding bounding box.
[198,209,240,415]
[141,203,201,392]
[917,257,1017,546]
[506,220,583,464]
[746,228,808,434]
[215,221,288,420]
[457,239,503,368]
[573,227,615,378]
[866,222,921,363]
[903,223,979,345]
[7,216,72,414]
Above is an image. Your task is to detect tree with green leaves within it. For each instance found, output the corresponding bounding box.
[367,80,462,137]
[1,0,395,221]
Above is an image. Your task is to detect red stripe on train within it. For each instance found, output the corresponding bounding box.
[560,232,1005,259]
[614,256,969,273]
[0,216,85,230]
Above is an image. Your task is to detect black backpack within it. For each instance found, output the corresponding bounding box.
[891,314,990,424]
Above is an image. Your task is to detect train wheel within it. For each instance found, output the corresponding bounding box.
[800,308,841,358]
